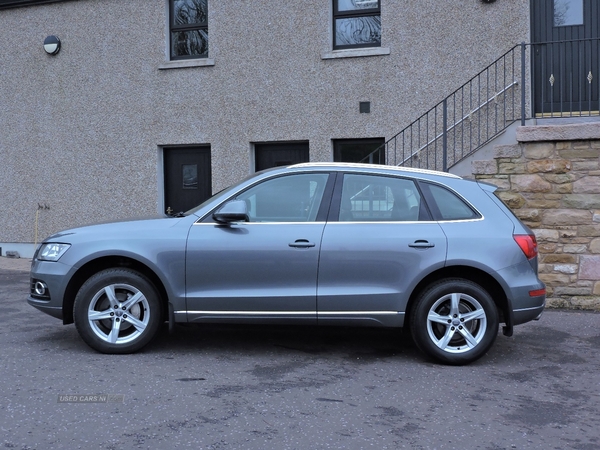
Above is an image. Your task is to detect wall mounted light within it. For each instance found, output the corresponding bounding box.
[43,35,61,55]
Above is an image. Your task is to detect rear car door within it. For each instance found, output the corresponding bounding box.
[317,173,447,326]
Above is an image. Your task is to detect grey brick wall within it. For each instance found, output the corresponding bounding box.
[0,0,529,246]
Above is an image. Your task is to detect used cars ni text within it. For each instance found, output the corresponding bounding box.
[28,163,545,365]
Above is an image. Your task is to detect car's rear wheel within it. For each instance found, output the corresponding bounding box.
[410,278,499,365]
[73,268,162,354]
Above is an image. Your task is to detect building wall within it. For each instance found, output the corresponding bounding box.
[0,0,530,249]
[472,122,600,310]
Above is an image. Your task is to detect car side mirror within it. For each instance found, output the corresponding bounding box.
[213,200,249,224]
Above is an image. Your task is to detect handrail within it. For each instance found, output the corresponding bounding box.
[398,80,519,166]
[360,37,599,172]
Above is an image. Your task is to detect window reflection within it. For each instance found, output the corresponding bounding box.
[338,0,380,12]
[335,16,381,47]
[554,0,583,27]
[182,164,198,189]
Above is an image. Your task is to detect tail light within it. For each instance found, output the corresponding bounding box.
[514,234,538,260]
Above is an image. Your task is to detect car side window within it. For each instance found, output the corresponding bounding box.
[236,173,329,222]
[423,183,480,221]
[339,174,422,222]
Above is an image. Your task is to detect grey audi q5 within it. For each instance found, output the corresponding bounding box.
[28,163,545,364]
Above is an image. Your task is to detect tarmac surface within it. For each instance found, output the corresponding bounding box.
[3,257,600,449]
[0,255,32,272]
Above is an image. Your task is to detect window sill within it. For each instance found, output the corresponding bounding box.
[158,59,215,70]
[321,47,390,60]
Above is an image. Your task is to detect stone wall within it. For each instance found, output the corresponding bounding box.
[472,122,600,310]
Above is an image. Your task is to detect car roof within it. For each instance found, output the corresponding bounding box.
[289,162,462,179]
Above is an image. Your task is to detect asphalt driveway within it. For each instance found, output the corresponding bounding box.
[1,261,600,449]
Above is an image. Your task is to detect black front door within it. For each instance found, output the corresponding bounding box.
[164,146,212,215]
[254,142,309,172]
[531,0,599,115]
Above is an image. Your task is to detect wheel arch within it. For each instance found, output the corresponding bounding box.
[62,256,169,325]
[406,265,509,328]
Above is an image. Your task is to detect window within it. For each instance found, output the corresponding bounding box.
[333,0,381,50]
[421,183,479,221]
[170,0,208,60]
[339,174,423,222]
[236,174,329,222]
[333,138,385,164]
[553,0,583,27]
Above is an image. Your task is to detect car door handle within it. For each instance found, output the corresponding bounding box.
[409,240,435,249]
[289,239,316,248]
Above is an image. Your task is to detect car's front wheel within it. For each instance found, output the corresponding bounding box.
[73,268,162,354]
[410,278,499,365]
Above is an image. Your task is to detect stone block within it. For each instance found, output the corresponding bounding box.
[554,287,592,296]
[517,123,600,142]
[562,194,600,209]
[580,255,600,280]
[543,209,591,226]
[526,159,571,174]
[472,160,497,175]
[482,177,510,191]
[594,211,600,223]
[497,192,526,209]
[522,142,555,159]
[515,209,542,222]
[560,148,600,159]
[543,173,581,184]
[571,161,599,171]
[553,264,578,274]
[539,273,571,285]
[558,228,577,238]
[562,244,589,253]
[554,183,573,194]
[538,243,557,253]
[494,144,522,159]
[594,282,600,295]
[573,177,600,194]
[545,297,570,309]
[511,174,552,193]
[499,162,526,174]
[577,225,600,237]
[542,253,576,263]
[591,238,600,254]
[525,199,561,209]
[534,229,559,242]
[570,297,600,310]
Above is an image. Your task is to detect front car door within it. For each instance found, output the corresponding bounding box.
[184,172,333,324]
[317,172,447,327]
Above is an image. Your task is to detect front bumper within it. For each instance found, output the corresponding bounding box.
[26,259,73,322]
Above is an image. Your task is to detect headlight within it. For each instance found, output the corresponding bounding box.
[37,243,71,261]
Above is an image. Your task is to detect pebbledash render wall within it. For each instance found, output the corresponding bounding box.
[472,122,600,310]
[0,0,529,254]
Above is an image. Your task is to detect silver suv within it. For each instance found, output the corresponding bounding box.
[28,163,545,365]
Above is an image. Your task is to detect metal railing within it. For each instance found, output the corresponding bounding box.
[361,38,599,172]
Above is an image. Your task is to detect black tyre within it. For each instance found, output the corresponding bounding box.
[410,278,499,365]
[73,268,162,354]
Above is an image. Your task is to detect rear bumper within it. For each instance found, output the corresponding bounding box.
[495,261,546,331]
[513,302,545,325]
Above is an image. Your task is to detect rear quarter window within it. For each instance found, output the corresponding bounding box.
[421,182,480,221]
